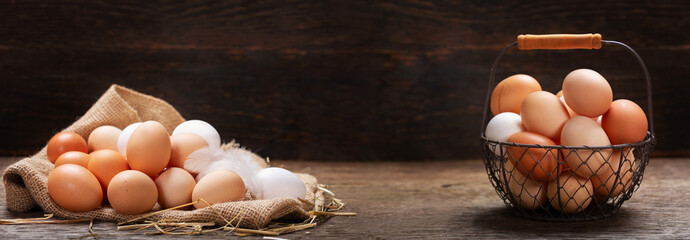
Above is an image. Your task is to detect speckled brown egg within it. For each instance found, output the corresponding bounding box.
[47,164,103,212]
[88,149,129,196]
[107,170,158,215]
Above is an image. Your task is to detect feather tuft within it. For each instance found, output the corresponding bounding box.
[184,146,224,174]
[186,144,264,196]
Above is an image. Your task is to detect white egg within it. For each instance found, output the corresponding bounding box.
[117,122,142,157]
[172,120,221,149]
[485,112,524,155]
[253,167,306,200]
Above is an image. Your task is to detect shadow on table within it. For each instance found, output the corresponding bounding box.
[452,207,645,236]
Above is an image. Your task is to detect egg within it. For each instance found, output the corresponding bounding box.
[126,121,171,178]
[485,112,525,156]
[87,149,129,195]
[591,150,637,200]
[47,132,88,163]
[47,164,103,212]
[556,90,563,98]
[155,167,196,209]
[520,91,570,140]
[108,170,158,214]
[88,125,122,152]
[601,99,648,144]
[192,170,246,209]
[560,96,601,121]
[506,131,560,182]
[54,151,91,168]
[547,174,593,214]
[169,133,208,169]
[501,161,547,209]
[559,96,578,118]
[117,122,142,157]
[561,116,612,179]
[490,74,542,115]
[172,120,221,149]
[562,69,612,117]
[254,167,306,200]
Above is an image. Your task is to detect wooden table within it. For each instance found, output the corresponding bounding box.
[1,157,688,239]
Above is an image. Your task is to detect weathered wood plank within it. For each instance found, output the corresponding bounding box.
[1,157,689,238]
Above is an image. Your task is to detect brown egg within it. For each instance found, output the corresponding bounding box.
[559,96,578,118]
[88,149,129,195]
[490,74,542,115]
[602,99,648,144]
[520,91,570,140]
[126,121,171,178]
[155,167,196,209]
[501,161,547,209]
[192,170,246,209]
[108,170,158,214]
[47,164,103,212]
[47,132,88,163]
[547,174,593,214]
[88,125,122,152]
[507,131,560,182]
[561,116,612,179]
[54,151,91,168]
[591,150,637,200]
[556,90,563,98]
[561,96,601,121]
[169,133,208,169]
[562,69,612,117]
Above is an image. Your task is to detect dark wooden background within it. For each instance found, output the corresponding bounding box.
[1,0,688,160]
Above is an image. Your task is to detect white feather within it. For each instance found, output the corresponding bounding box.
[186,145,264,196]
[184,146,224,174]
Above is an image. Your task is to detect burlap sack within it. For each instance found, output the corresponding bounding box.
[3,84,318,228]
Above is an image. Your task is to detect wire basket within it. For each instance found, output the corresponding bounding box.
[480,34,656,221]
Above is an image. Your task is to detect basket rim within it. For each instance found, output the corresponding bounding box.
[480,132,654,150]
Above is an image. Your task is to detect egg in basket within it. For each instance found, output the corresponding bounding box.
[480,34,656,221]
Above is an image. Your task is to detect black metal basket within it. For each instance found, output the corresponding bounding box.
[480,34,656,221]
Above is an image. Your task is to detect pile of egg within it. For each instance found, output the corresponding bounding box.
[46,120,306,214]
[485,69,648,213]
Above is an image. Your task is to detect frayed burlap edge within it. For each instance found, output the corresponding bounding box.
[2,84,319,228]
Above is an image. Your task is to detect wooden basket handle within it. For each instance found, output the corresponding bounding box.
[517,33,602,50]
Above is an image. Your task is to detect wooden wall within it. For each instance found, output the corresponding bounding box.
[1,1,688,160]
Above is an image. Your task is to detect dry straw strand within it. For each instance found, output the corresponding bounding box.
[2,184,355,237]
[118,200,199,226]
[0,214,92,225]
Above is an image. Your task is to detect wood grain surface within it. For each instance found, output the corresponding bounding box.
[1,157,689,239]
[1,1,689,160]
